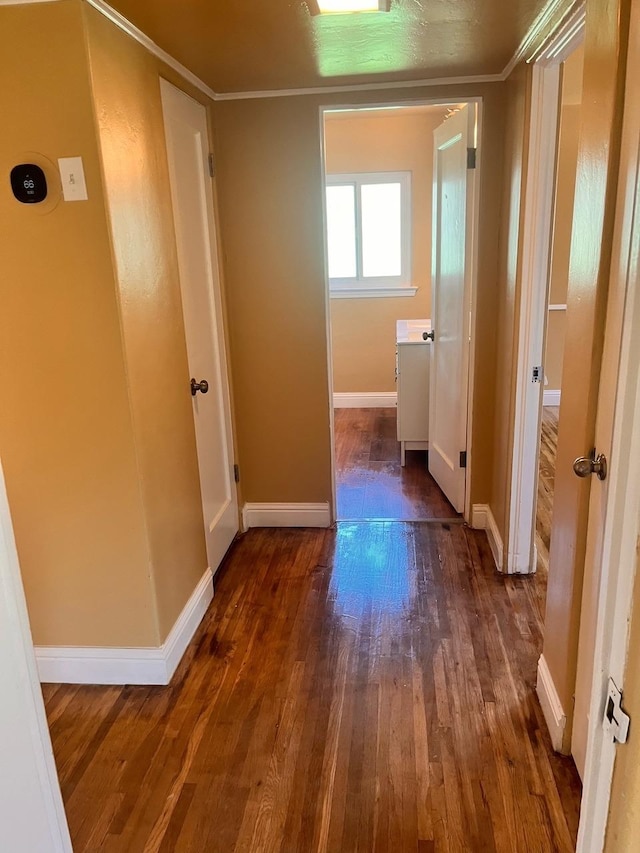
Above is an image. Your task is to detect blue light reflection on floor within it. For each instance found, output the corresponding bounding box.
[328,522,414,619]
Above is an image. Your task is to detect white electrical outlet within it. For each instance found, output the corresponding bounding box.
[58,156,88,202]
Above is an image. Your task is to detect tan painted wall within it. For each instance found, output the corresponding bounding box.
[0,0,157,647]
[83,4,209,641]
[543,0,630,749]
[0,0,213,647]
[213,84,505,508]
[545,47,584,393]
[325,109,447,393]
[605,553,640,850]
[489,61,530,557]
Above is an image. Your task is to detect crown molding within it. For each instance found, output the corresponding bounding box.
[0,0,585,101]
[503,0,584,77]
[214,73,503,102]
[84,0,217,100]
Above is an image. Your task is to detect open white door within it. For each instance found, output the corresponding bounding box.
[160,80,238,573]
[0,462,72,852]
[429,105,476,513]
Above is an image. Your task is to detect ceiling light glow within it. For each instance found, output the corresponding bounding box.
[316,0,386,13]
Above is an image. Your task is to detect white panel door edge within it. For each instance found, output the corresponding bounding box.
[160,80,239,572]
[0,461,72,852]
[429,104,476,513]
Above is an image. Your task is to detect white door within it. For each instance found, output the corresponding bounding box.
[429,105,476,513]
[0,463,72,853]
[160,80,238,573]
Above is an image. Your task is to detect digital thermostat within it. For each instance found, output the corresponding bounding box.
[10,163,48,204]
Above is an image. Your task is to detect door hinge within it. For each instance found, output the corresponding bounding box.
[208,153,215,178]
[460,451,467,469]
[603,677,630,744]
[532,365,543,383]
[467,147,477,170]
[233,464,240,484]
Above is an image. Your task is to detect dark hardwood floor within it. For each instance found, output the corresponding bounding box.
[534,407,559,621]
[334,407,458,521]
[44,520,581,852]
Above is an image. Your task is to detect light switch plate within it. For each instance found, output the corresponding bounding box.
[58,156,88,202]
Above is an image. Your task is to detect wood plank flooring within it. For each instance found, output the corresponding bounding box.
[44,520,581,852]
[534,407,559,624]
[334,408,458,521]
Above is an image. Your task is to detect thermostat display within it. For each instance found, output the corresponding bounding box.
[10,163,48,204]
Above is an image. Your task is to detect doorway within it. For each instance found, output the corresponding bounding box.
[321,102,478,523]
[534,43,585,618]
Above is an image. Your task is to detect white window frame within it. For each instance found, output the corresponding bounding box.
[325,171,415,299]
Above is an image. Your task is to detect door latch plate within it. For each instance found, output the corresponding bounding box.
[603,677,630,744]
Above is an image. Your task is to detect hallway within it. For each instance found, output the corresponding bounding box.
[44,521,581,852]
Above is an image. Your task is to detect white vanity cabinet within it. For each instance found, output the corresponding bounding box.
[396,319,431,466]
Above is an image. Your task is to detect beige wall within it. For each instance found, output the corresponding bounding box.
[213,84,506,509]
[0,0,157,646]
[605,552,640,850]
[83,4,208,640]
[545,47,584,392]
[489,61,530,557]
[325,109,447,393]
[543,0,630,748]
[0,0,210,647]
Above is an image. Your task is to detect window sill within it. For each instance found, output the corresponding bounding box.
[330,286,418,300]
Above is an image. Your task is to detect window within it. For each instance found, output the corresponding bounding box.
[325,171,414,298]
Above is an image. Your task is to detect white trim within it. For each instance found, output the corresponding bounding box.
[543,390,562,406]
[507,60,561,576]
[242,502,331,529]
[529,2,587,65]
[536,654,568,752]
[506,10,585,577]
[0,463,72,851]
[333,392,397,408]
[35,568,213,685]
[330,286,417,299]
[463,103,483,525]
[214,74,504,102]
[84,0,218,101]
[548,303,567,310]
[504,0,584,75]
[471,504,504,572]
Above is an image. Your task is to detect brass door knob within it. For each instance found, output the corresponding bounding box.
[191,378,209,396]
[573,449,607,481]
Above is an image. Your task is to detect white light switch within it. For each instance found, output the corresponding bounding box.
[58,156,88,201]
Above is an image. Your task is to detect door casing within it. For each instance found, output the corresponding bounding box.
[319,97,483,524]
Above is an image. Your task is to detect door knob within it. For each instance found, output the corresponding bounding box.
[191,378,209,396]
[422,330,435,341]
[573,449,607,481]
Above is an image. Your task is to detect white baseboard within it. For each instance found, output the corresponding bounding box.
[333,392,397,409]
[471,504,504,572]
[543,389,561,406]
[242,502,331,529]
[35,568,213,686]
[536,654,568,753]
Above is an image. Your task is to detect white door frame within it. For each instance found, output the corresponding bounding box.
[506,4,586,575]
[576,1,640,844]
[0,461,72,852]
[319,97,482,524]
